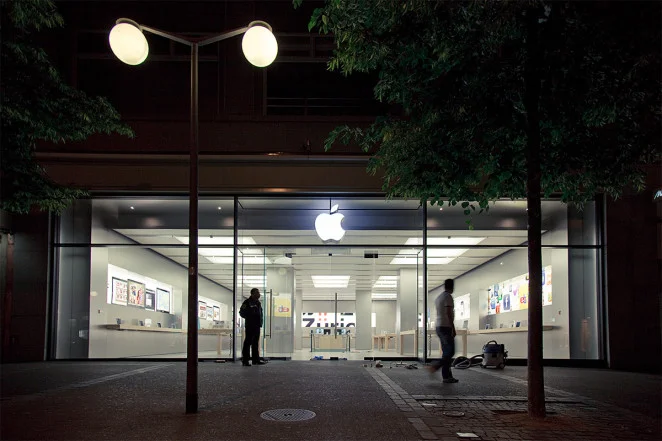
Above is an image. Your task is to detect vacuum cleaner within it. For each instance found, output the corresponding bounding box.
[451,339,508,369]
[480,340,507,369]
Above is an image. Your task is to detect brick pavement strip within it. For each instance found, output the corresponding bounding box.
[366,366,660,441]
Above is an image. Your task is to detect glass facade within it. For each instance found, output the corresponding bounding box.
[53,196,603,362]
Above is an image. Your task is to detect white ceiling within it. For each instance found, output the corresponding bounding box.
[117,228,529,300]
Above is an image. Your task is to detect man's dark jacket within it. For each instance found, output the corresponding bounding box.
[239,298,263,328]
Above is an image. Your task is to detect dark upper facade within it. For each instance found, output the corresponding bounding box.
[35,0,392,193]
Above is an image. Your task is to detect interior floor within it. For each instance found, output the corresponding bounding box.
[127,349,414,360]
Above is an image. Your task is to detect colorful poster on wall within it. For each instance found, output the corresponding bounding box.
[127,280,145,307]
[198,301,207,319]
[487,266,551,315]
[112,278,128,305]
[542,266,553,306]
[273,296,291,317]
[213,305,221,321]
[206,305,214,320]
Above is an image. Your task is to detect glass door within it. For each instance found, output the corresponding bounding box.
[261,248,294,360]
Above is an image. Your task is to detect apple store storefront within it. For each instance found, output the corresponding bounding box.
[54,196,603,362]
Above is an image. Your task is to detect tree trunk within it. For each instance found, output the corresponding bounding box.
[524,8,546,419]
[2,233,14,363]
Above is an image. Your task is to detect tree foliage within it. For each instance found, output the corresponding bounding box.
[295,0,661,418]
[1,0,133,214]
[295,0,660,212]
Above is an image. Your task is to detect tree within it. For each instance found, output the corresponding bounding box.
[295,0,661,417]
[1,0,133,214]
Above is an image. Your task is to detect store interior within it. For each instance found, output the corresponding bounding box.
[56,197,600,361]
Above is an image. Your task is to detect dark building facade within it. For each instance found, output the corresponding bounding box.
[0,1,659,372]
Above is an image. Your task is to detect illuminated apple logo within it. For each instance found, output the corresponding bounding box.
[315,204,345,242]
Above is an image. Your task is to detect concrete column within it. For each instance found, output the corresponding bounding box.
[294,288,303,350]
[355,290,372,350]
[397,268,418,333]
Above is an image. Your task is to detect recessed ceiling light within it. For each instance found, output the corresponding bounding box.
[439,207,443,211]
[217,207,222,210]
[130,206,134,210]
[311,275,350,288]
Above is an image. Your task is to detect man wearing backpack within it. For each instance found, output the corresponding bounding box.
[239,288,266,366]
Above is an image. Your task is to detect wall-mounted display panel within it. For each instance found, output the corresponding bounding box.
[156,288,171,313]
[145,289,156,311]
[487,265,552,315]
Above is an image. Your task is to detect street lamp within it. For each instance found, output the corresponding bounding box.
[109,18,277,414]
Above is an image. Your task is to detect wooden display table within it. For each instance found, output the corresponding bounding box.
[470,326,553,335]
[425,329,468,357]
[105,324,233,356]
[199,328,233,356]
[372,333,397,351]
[313,334,347,351]
[426,326,554,357]
[398,330,418,355]
[104,324,183,333]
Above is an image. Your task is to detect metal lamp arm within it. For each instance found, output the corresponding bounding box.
[115,18,251,47]
[197,27,248,46]
[140,24,194,46]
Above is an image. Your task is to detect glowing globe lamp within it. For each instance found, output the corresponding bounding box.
[109,22,149,65]
[241,23,278,68]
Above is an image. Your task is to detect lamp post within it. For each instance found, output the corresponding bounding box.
[109,18,277,414]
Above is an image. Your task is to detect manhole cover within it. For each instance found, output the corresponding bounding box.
[260,409,316,421]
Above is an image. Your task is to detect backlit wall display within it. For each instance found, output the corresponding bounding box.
[302,312,355,327]
[487,266,552,315]
[455,293,471,320]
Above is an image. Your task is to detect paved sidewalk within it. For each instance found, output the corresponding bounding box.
[373,364,660,441]
[1,360,660,440]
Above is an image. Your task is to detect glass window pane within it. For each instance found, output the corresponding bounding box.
[55,245,234,359]
[426,246,600,360]
[238,197,423,246]
[57,197,235,245]
[426,199,598,247]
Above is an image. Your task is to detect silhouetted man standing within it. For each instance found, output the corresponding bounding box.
[239,288,265,366]
[427,279,458,383]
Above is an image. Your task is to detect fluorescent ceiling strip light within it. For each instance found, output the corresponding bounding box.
[391,237,485,264]
[371,293,397,300]
[237,275,265,287]
[373,276,398,289]
[390,256,455,265]
[311,275,350,288]
[176,236,257,245]
[207,256,272,265]
[176,236,263,258]
[405,237,486,246]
